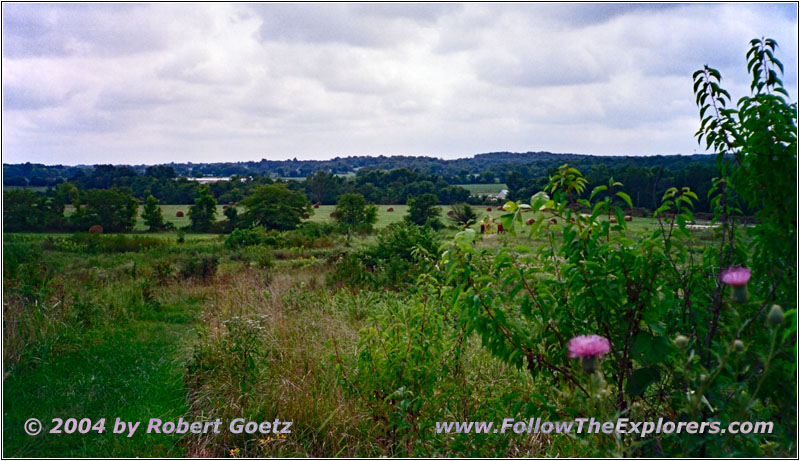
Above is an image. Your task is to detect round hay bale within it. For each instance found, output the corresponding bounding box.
[486,207,493,212]
[176,211,184,217]
[329,212,336,217]
[610,217,618,224]
[624,215,633,222]
[549,218,558,225]
[88,225,103,234]
[229,201,235,205]
[447,210,455,216]
[525,218,535,225]
[222,205,228,210]
[313,203,320,209]
[387,207,394,212]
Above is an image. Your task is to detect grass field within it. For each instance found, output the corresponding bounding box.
[3,185,48,193]
[454,183,508,195]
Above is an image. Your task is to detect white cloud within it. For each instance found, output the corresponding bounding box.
[1,2,797,165]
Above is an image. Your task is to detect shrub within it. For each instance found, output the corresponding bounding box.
[225,227,269,248]
[179,254,219,282]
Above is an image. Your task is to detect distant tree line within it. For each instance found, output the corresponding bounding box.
[4,152,729,233]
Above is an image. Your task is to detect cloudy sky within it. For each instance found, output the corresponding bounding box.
[2,3,797,165]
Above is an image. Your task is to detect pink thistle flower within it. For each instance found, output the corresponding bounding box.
[567,335,611,358]
[720,267,751,286]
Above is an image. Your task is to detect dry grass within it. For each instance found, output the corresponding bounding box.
[183,265,379,457]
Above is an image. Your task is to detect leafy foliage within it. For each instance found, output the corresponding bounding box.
[405,193,443,228]
[447,203,478,227]
[333,193,378,236]
[188,185,217,232]
[240,183,311,231]
[142,195,169,231]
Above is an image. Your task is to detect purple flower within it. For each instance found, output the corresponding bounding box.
[720,267,751,286]
[567,335,611,359]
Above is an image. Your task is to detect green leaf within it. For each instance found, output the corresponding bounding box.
[615,191,633,208]
[626,366,660,397]
[631,331,671,364]
[454,228,476,248]
[590,185,607,200]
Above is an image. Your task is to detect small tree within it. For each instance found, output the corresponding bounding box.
[240,183,310,231]
[142,194,167,231]
[447,203,478,227]
[188,185,217,232]
[224,205,239,232]
[405,193,442,229]
[333,193,378,242]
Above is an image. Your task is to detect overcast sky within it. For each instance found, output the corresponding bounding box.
[2,2,797,165]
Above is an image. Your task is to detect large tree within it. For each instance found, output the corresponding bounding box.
[240,183,310,231]
[70,188,139,232]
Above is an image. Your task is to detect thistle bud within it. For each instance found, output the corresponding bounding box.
[733,339,744,352]
[767,304,784,327]
[580,355,599,374]
[731,284,749,304]
[673,334,689,349]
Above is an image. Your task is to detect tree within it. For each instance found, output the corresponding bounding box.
[188,185,217,232]
[240,183,310,231]
[693,36,796,300]
[447,203,478,227]
[70,188,138,232]
[405,193,442,229]
[3,189,58,231]
[142,195,167,231]
[224,205,239,232]
[333,193,378,240]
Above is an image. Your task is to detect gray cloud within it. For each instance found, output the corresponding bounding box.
[1,3,797,165]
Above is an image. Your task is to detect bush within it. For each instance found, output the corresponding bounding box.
[179,254,219,282]
[225,227,269,248]
[328,222,438,290]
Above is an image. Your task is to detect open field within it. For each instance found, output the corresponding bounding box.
[454,183,508,195]
[123,204,669,235]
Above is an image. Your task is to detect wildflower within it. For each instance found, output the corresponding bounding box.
[230,448,240,456]
[720,267,751,303]
[568,335,611,374]
[733,339,744,352]
[767,304,784,327]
